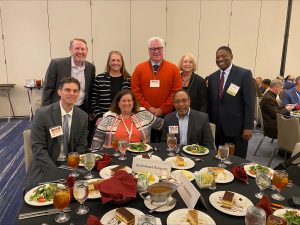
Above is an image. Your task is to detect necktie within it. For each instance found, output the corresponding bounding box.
[153,64,159,74]
[218,71,225,98]
[63,114,70,154]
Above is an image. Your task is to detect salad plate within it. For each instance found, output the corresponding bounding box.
[244,164,274,178]
[127,142,151,153]
[183,144,209,156]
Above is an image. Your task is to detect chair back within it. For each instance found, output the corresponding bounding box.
[277,114,300,153]
[23,129,32,173]
[291,143,300,165]
[209,123,216,141]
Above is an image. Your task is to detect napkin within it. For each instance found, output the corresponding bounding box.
[231,166,248,183]
[86,215,103,225]
[295,104,300,110]
[94,170,137,204]
[95,154,112,171]
[256,195,273,218]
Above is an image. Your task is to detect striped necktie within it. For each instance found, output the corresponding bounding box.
[63,114,70,154]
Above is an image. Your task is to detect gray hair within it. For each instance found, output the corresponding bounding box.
[270,79,284,88]
[148,37,164,48]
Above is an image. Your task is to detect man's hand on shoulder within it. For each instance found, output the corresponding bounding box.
[242,129,253,140]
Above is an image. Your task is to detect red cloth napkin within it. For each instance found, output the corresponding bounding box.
[86,215,103,225]
[95,154,112,171]
[295,104,300,110]
[257,195,273,218]
[231,166,248,183]
[94,170,137,204]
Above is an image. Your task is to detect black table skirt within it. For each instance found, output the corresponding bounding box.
[16,143,300,225]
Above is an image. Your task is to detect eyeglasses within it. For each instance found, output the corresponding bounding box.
[149,47,163,52]
[174,99,189,105]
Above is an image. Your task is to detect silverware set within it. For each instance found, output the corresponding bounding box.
[19,207,71,220]
[181,153,203,162]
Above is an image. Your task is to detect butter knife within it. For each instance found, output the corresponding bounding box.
[19,207,71,220]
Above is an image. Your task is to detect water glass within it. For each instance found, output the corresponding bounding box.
[84,153,95,179]
[167,133,177,156]
[217,145,229,168]
[67,152,79,177]
[118,139,128,160]
[73,180,89,215]
[245,206,266,225]
[53,186,71,223]
[271,170,288,201]
[255,171,271,199]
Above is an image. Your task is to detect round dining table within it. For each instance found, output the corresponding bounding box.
[16,143,300,225]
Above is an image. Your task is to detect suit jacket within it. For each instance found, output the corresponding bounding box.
[42,57,96,113]
[162,109,214,150]
[207,65,255,137]
[284,81,295,90]
[25,102,88,188]
[260,90,288,139]
[282,87,300,105]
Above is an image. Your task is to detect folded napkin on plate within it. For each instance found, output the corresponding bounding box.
[95,154,112,171]
[231,166,248,183]
[86,215,103,225]
[94,170,137,204]
[256,195,273,218]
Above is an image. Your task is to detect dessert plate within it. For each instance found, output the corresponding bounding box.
[100,207,144,225]
[87,178,103,199]
[195,167,234,184]
[134,154,162,161]
[144,196,176,212]
[165,156,195,170]
[171,170,195,182]
[99,165,132,179]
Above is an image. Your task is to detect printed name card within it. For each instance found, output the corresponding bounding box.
[132,157,171,176]
[177,172,201,209]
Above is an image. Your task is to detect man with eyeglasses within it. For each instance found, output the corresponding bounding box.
[131,37,182,142]
[162,90,214,149]
[25,77,88,189]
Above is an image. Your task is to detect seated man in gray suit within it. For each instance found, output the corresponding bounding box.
[162,89,214,150]
[25,77,88,189]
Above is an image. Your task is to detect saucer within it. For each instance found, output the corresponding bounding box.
[144,196,176,212]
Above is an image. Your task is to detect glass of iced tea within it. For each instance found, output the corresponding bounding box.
[118,139,128,161]
[167,133,177,156]
[217,145,229,168]
[224,143,235,165]
[111,138,121,157]
[271,170,288,201]
[53,186,71,223]
[67,152,79,177]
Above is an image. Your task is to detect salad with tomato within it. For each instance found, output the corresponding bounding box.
[29,183,58,203]
[249,164,270,175]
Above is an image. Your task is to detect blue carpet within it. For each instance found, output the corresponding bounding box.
[0,118,31,225]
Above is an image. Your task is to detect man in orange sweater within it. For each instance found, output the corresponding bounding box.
[131,37,182,142]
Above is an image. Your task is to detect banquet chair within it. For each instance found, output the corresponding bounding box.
[267,114,300,166]
[291,143,300,166]
[23,129,32,173]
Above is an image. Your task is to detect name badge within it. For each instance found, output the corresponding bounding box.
[150,80,160,88]
[49,126,63,138]
[169,126,178,134]
[227,83,240,96]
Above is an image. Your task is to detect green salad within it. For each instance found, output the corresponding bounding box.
[129,142,147,151]
[284,210,300,225]
[249,164,270,175]
[29,183,58,203]
[186,144,206,153]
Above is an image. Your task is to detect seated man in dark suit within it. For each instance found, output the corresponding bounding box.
[282,76,300,106]
[162,89,214,150]
[25,77,88,189]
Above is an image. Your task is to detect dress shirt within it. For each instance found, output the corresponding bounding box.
[176,108,190,145]
[220,64,233,89]
[71,57,86,106]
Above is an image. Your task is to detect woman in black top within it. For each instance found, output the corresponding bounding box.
[178,53,207,113]
[91,51,131,119]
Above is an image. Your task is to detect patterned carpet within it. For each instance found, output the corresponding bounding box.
[0,118,31,225]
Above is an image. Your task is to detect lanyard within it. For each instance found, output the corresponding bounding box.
[120,115,133,140]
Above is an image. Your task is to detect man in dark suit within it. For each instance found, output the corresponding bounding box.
[207,46,255,158]
[162,90,214,150]
[25,77,88,188]
[282,76,300,106]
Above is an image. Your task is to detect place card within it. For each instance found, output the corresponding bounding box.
[132,157,171,177]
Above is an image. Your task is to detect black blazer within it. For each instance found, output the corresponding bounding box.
[207,65,256,137]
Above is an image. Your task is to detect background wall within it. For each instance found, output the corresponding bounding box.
[0,0,298,117]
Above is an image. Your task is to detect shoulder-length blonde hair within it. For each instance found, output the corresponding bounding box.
[105,51,130,78]
[178,53,197,72]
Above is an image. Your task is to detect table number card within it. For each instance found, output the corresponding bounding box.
[132,157,171,176]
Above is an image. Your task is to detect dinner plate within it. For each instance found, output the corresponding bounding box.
[182,145,209,156]
[167,208,216,225]
[144,196,176,212]
[195,167,234,184]
[209,191,254,216]
[136,172,159,185]
[127,143,152,153]
[273,208,300,218]
[87,178,104,199]
[244,164,274,178]
[171,170,195,182]
[79,153,102,166]
[100,207,144,225]
[290,110,300,118]
[134,154,162,161]
[165,156,195,169]
[24,183,65,206]
[99,165,132,179]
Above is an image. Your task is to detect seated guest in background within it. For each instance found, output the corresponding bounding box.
[162,90,214,150]
[284,75,296,90]
[262,79,271,95]
[25,78,88,188]
[260,79,294,139]
[178,53,207,112]
[255,76,265,96]
[91,51,131,121]
[282,76,300,105]
[91,90,163,149]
